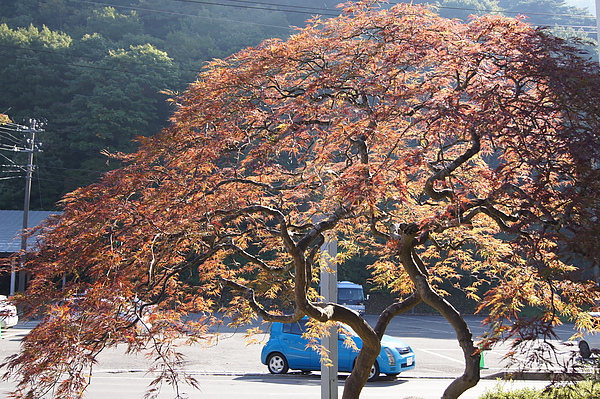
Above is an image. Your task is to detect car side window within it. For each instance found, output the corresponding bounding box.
[282,320,308,335]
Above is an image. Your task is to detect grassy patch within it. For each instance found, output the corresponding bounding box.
[479,381,600,399]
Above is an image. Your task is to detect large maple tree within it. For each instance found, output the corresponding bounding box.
[3,2,600,399]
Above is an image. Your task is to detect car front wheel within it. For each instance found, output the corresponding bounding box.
[367,361,380,382]
[267,352,289,374]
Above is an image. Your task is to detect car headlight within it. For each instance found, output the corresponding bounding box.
[396,346,411,354]
[384,347,396,367]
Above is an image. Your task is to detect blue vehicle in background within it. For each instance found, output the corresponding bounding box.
[337,281,367,315]
[261,318,415,381]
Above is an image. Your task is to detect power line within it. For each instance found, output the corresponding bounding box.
[0,11,596,78]
[0,132,22,144]
[70,0,596,25]
[171,0,334,15]
[429,3,595,19]
[0,151,17,164]
[70,0,296,30]
[0,121,45,294]
[176,0,335,13]
[41,165,108,174]
[0,43,205,75]
[0,52,183,80]
[33,176,94,184]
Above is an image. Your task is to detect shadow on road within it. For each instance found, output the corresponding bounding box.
[233,372,409,387]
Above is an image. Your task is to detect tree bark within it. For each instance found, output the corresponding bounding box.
[394,223,480,399]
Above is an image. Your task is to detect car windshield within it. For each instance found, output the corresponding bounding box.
[338,288,364,301]
[282,319,358,338]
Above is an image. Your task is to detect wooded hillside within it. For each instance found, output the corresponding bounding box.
[0,0,594,211]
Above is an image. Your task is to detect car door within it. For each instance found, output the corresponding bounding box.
[337,326,360,372]
[281,319,316,369]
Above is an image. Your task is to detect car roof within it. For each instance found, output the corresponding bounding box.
[337,281,362,288]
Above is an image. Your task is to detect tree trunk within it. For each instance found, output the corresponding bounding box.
[341,339,380,399]
[395,224,480,399]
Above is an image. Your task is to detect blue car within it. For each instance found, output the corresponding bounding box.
[261,318,415,381]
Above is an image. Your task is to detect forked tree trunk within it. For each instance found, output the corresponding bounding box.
[341,294,423,399]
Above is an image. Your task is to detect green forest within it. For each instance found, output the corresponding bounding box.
[0,0,596,211]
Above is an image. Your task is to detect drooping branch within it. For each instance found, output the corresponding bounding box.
[208,178,321,195]
[432,204,517,233]
[226,242,293,273]
[368,205,393,241]
[500,183,560,227]
[138,239,227,301]
[222,279,305,323]
[218,205,296,252]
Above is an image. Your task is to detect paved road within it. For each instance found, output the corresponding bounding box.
[0,372,552,399]
[0,314,586,398]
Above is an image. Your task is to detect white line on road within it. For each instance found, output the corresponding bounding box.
[418,348,464,364]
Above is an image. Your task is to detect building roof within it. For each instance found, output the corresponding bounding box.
[0,210,61,253]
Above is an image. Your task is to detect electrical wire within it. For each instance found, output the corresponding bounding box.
[68,0,597,30]
[0,2,592,80]
[171,0,333,15]
[0,132,22,144]
[0,43,205,75]
[177,0,334,13]
[70,0,296,30]
[429,3,595,19]
[0,52,186,80]
[0,152,18,164]
[76,0,598,20]
[41,165,108,173]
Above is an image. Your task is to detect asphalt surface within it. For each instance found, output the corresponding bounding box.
[0,314,590,398]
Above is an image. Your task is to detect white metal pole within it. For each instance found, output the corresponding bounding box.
[320,237,338,399]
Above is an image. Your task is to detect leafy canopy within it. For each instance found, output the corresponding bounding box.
[3,2,600,398]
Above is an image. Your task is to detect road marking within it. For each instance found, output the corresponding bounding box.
[417,348,464,364]
[0,330,23,340]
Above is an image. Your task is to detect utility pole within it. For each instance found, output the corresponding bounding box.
[17,122,39,293]
[3,120,44,296]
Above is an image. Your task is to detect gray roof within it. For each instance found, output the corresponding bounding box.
[0,210,61,253]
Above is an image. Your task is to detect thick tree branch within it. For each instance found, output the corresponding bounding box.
[424,129,481,201]
[296,205,351,252]
[349,134,369,164]
[370,212,390,240]
[373,292,422,339]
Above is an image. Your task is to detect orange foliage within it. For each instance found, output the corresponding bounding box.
[3,2,600,399]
